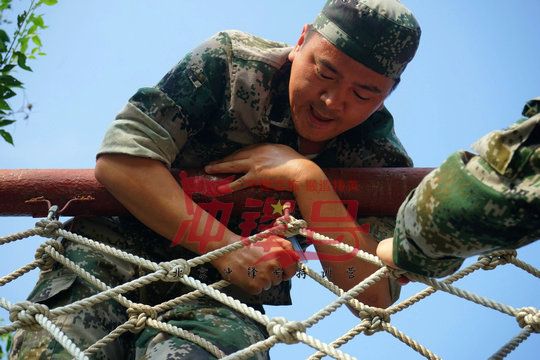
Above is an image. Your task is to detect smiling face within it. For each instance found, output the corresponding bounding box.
[288,26,396,153]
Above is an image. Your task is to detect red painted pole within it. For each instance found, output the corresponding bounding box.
[0,168,432,218]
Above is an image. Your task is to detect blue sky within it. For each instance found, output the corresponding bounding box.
[1,1,539,359]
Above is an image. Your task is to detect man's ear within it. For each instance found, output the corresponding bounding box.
[288,24,309,62]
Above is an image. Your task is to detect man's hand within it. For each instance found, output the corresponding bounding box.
[212,234,299,295]
[203,144,306,294]
[206,143,396,307]
[376,238,398,269]
[204,144,313,193]
[377,238,410,285]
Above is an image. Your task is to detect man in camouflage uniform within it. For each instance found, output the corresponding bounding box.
[11,0,421,358]
[377,98,540,278]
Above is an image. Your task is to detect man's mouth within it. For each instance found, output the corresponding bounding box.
[310,106,334,122]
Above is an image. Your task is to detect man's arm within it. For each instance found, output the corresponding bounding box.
[95,154,298,295]
[94,32,299,294]
[292,162,392,308]
[205,144,392,308]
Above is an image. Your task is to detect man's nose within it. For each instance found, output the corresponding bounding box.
[320,87,344,112]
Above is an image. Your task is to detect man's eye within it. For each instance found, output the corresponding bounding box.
[320,72,333,79]
[316,66,333,80]
[354,92,370,101]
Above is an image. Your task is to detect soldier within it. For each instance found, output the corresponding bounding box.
[377,98,540,278]
[11,0,421,358]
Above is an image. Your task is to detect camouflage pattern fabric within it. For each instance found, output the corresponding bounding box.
[313,0,421,80]
[135,297,268,360]
[10,217,268,359]
[99,30,412,170]
[393,98,540,277]
[12,28,417,358]
[98,29,412,305]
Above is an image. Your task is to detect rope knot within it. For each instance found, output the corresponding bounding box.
[35,219,63,235]
[34,240,64,271]
[516,307,540,333]
[386,266,408,280]
[9,301,51,331]
[266,317,306,344]
[160,259,191,281]
[276,217,307,238]
[479,250,517,270]
[127,305,157,333]
[359,310,389,336]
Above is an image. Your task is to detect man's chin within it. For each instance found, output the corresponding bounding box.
[297,134,331,153]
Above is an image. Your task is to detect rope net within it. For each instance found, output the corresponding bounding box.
[0,205,539,360]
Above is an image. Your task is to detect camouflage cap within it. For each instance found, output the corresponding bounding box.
[313,0,421,80]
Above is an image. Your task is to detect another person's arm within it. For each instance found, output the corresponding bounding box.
[378,99,540,277]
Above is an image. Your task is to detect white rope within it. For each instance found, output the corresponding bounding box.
[509,258,540,279]
[489,327,533,360]
[406,274,518,317]
[0,259,41,286]
[0,212,537,360]
[34,314,89,360]
[0,228,42,245]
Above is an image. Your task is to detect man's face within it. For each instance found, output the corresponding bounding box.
[288,26,395,152]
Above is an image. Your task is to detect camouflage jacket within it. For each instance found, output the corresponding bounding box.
[98,30,412,304]
[99,30,411,169]
[393,98,540,277]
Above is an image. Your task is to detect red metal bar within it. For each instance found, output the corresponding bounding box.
[0,168,432,217]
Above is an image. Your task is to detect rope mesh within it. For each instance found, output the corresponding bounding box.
[0,205,538,359]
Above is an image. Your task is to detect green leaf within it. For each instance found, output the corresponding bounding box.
[6,332,12,353]
[28,24,38,35]
[32,35,42,47]
[20,37,29,53]
[0,0,11,11]
[32,15,45,28]
[16,52,32,71]
[17,11,27,28]
[0,98,10,110]
[0,85,17,98]
[0,29,9,43]
[1,64,16,73]
[0,129,14,145]
[0,74,22,87]
[0,119,15,127]
[42,0,58,5]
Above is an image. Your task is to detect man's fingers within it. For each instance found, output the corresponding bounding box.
[271,267,284,286]
[263,282,273,291]
[216,175,252,194]
[271,237,300,281]
[278,249,300,281]
[205,159,250,174]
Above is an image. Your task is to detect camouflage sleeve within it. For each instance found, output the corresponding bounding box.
[393,98,540,278]
[97,32,231,167]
